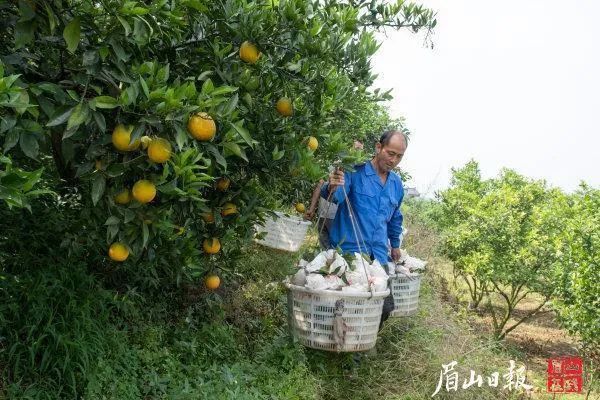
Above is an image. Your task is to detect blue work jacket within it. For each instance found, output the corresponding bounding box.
[320,161,404,264]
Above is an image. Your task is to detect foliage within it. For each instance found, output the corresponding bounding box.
[0,0,437,396]
[552,184,600,358]
[0,0,436,290]
[437,161,568,339]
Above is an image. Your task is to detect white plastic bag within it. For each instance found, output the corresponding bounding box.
[327,253,348,276]
[305,251,328,273]
[291,268,307,286]
[306,274,329,290]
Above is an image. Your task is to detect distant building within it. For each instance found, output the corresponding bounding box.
[404,186,420,199]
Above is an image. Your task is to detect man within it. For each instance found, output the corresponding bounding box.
[321,130,406,264]
[321,130,407,327]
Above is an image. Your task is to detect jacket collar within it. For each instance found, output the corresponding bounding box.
[365,160,377,176]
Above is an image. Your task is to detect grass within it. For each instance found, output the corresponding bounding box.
[2,220,597,399]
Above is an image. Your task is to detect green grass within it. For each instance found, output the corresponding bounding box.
[3,221,596,399]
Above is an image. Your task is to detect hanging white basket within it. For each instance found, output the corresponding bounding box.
[254,211,311,252]
[389,274,422,317]
[286,283,389,352]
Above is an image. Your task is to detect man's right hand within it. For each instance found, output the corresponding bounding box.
[328,168,345,193]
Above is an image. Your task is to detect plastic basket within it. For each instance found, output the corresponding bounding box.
[254,211,311,252]
[286,283,389,352]
[389,274,421,317]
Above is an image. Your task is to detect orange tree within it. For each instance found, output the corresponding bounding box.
[0,0,435,285]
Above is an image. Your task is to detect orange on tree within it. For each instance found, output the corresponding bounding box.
[216,177,230,192]
[204,274,221,290]
[276,97,293,117]
[112,124,140,151]
[201,211,215,224]
[187,112,216,141]
[307,136,318,151]
[239,41,260,64]
[295,203,306,213]
[108,242,129,262]
[221,202,238,217]
[203,237,221,254]
[114,188,132,205]
[132,179,156,204]
[147,137,172,163]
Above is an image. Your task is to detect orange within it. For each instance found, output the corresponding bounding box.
[132,179,156,204]
[203,237,221,254]
[295,203,306,213]
[108,242,129,262]
[307,136,318,151]
[276,97,293,117]
[147,137,172,163]
[239,41,261,64]
[112,124,140,151]
[216,177,230,192]
[201,211,215,224]
[114,189,132,205]
[204,274,221,290]
[187,112,216,141]
[221,202,237,217]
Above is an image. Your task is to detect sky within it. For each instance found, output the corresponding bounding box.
[373,0,599,197]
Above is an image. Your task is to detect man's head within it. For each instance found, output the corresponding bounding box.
[374,130,408,173]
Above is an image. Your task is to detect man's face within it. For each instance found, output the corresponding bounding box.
[375,134,406,173]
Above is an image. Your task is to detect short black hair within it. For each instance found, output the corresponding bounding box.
[379,130,408,147]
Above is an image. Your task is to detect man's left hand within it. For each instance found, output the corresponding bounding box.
[391,248,401,262]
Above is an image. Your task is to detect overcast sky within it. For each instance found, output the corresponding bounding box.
[373,0,599,197]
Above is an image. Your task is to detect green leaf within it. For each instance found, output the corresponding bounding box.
[44,3,59,34]
[142,223,149,248]
[18,0,36,22]
[93,111,106,133]
[201,79,214,95]
[223,142,248,162]
[67,103,89,130]
[207,144,226,170]
[133,18,149,44]
[3,129,20,153]
[63,18,81,53]
[0,116,17,134]
[272,145,284,161]
[230,120,253,148]
[47,106,75,127]
[130,123,145,144]
[75,162,93,177]
[19,133,38,159]
[110,40,130,62]
[222,93,239,116]
[105,216,120,225]
[14,22,34,49]
[139,78,150,99]
[182,0,208,12]
[91,174,106,205]
[106,163,125,177]
[92,95,118,109]
[174,123,189,151]
[212,86,238,96]
[117,16,131,36]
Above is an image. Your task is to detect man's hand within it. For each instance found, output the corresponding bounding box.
[391,248,401,262]
[303,210,315,220]
[328,168,345,193]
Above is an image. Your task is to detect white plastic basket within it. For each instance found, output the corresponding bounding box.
[254,211,311,252]
[389,274,422,317]
[286,283,390,352]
